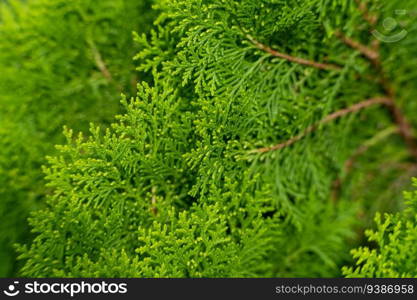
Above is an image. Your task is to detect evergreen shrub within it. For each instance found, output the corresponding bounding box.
[0,0,417,277]
[17,0,417,277]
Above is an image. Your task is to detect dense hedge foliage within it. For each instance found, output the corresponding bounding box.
[0,0,155,276]
[1,0,417,278]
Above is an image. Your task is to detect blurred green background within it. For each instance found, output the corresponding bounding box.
[0,0,155,276]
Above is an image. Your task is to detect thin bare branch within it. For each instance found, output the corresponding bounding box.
[385,101,417,160]
[337,29,417,161]
[335,31,380,63]
[88,38,123,92]
[252,97,392,154]
[247,35,342,71]
[355,0,378,26]
[89,39,113,82]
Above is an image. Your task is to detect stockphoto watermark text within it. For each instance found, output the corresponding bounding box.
[2,280,128,297]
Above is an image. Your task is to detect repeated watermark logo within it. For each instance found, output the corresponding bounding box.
[2,281,128,298]
[372,10,408,43]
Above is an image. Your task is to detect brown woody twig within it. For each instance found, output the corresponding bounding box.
[247,35,342,71]
[89,40,113,82]
[88,38,123,91]
[335,31,380,63]
[355,0,378,26]
[336,35,417,160]
[251,97,392,154]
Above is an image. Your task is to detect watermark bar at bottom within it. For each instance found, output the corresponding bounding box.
[0,278,416,299]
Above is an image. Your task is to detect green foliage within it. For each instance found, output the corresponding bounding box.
[343,179,417,278]
[0,0,155,276]
[17,82,280,277]
[10,0,417,277]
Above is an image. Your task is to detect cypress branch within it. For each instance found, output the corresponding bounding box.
[338,5,417,161]
[355,0,378,26]
[247,35,342,71]
[335,32,380,63]
[11,0,417,278]
[344,179,417,277]
[252,97,392,154]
